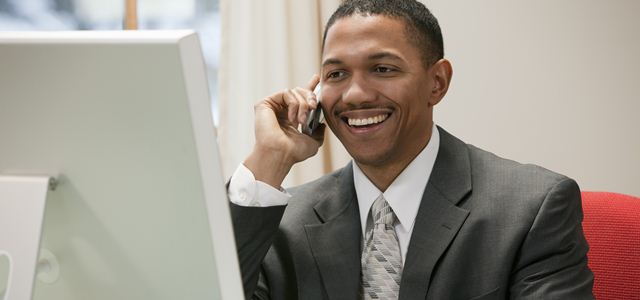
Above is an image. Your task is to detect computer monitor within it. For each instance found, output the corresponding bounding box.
[0,31,243,300]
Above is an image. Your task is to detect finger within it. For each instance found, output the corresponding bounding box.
[282,89,298,126]
[291,88,312,124]
[306,74,320,91]
[293,85,317,109]
[283,89,309,127]
[302,86,318,109]
[262,90,290,118]
[271,89,296,125]
[253,101,283,139]
[259,94,286,123]
[305,75,320,109]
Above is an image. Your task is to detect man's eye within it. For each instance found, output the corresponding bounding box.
[327,71,345,79]
[374,66,394,73]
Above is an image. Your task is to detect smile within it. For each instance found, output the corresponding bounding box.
[347,114,389,127]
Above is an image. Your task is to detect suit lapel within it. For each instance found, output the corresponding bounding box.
[399,127,472,300]
[304,165,362,300]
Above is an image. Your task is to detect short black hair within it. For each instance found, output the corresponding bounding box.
[322,0,444,66]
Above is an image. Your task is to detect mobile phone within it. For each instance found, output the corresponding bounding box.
[302,84,324,135]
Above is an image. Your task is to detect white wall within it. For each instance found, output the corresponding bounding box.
[425,1,640,196]
[326,1,639,196]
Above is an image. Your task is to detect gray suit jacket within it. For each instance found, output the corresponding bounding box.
[231,127,594,299]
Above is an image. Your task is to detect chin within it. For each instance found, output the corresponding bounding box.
[348,148,394,168]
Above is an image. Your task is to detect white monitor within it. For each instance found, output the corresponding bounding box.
[0,31,243,300]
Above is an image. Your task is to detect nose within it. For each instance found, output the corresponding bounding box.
[341,74,376,107]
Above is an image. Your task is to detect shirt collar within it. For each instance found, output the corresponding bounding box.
[354,124,440,236]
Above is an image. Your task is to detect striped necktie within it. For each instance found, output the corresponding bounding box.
[361,194,403,299]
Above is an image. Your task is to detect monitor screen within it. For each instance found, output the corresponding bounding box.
[0,31,243,300]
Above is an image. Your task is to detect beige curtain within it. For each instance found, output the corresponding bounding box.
[218,0,349,187]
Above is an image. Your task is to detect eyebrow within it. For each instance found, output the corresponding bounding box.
[322,51,405,67]
[368,52,404,62]
[322,58,342,67]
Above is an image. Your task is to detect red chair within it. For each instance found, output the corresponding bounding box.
[581,191,640,300]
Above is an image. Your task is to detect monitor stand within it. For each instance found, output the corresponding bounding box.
[0,176,59,300]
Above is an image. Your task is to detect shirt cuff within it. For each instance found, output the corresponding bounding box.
[228,163,290,207]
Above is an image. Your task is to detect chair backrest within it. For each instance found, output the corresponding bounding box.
[581,191,640,300]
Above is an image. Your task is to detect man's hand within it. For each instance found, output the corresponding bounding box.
[244,75,325,189]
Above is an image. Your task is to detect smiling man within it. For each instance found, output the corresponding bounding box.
[228,1,594,299]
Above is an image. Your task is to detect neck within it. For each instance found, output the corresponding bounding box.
[357,134,431,192]
[358,161,408,192]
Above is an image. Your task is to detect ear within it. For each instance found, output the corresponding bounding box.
[427,58,453,107]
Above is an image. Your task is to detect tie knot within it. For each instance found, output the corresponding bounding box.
[371,195,395,227]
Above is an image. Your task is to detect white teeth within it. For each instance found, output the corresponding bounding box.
[347,114,389,127]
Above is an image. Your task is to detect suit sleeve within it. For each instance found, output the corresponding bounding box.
[509,178,594,299]
[230,202,286,299]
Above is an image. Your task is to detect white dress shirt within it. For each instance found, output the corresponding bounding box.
[228,162,291,207]
[354,125,439,264]
[229,125,441,265]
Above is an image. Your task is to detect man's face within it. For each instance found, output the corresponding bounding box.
[321,14,439,169]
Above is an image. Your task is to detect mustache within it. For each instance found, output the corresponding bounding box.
[333,103,393,115]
